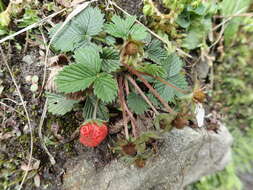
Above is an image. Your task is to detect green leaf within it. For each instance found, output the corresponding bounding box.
[134,131,162,144]
[176,14,190,29]
[49,23,81,52]
[154,113,176,131]
[46,92,78,115]
[145,39,168,64]
[100,47,120,72]
[162,53,183,77]
[93,73,118,103]
[221,0,252,45]
[74,46,102,73]
[73,7,105,36]
[129,24,148,41]
[50,7,104,52]
[182,17,212,50]
[105,15,136,39]
[105,15,147,41]
[182,28,203,50]
[0,1,5,12]
[55,63,96,93]
[18,8,39,28]
[127,92,150,114]
[83,96,109,121]
[136,63,167,78]
[155,74,187,102]
[146,93,161,107]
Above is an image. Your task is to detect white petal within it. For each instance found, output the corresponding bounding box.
[195,103,205,127]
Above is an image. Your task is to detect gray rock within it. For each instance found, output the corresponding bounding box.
[63,124,233,190]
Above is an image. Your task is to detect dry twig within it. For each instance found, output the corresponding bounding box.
[0,9,67,44]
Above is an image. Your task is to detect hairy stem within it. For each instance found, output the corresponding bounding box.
[124,77,130,95]
[127,75,159,115]
[123,63,175,114]
[119,76,138,137]
[136,70,187,94]
[93,98,99,120]
[118,76,129,140]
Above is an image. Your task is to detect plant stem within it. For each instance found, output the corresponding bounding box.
[123,63,175,114]
[127,75,159,115]
[92,98,99,120]
[124,77,129,95]
[119,76,138,137]
[118,76,129,140]
[136,70,187,94]
[124,101,138,137]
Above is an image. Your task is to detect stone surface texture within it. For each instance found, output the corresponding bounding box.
[63,125,233,190]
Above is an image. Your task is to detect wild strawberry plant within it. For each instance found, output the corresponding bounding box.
[46,6,189,146]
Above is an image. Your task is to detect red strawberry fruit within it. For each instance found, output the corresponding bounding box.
[79,121,108,147]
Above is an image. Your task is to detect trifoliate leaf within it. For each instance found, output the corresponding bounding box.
[100,47,120,72]
[46,92,78,115]
[50,7,104,52]
[83,96,109,121]
[145,39,168,64]
[105,15,136,39]
[93,73,118,103]
[136,63,167,78]
[74,46,102,73]
[155,74,188,102]
[55,63,96,93]
[127,92,150,114]
[105,15,147,41]
[162,54,183,77]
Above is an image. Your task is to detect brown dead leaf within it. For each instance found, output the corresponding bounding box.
[48,54,69,67]
[21,159,40,171]
[0,132,14,140]
[45,65,63,92]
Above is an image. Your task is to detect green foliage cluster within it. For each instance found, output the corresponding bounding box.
[190,1,253,189]
[221,0,252,46]
[0,1,40,36]
[142,0,253,189]
[143,0,218,49]
[47,6,187,122]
